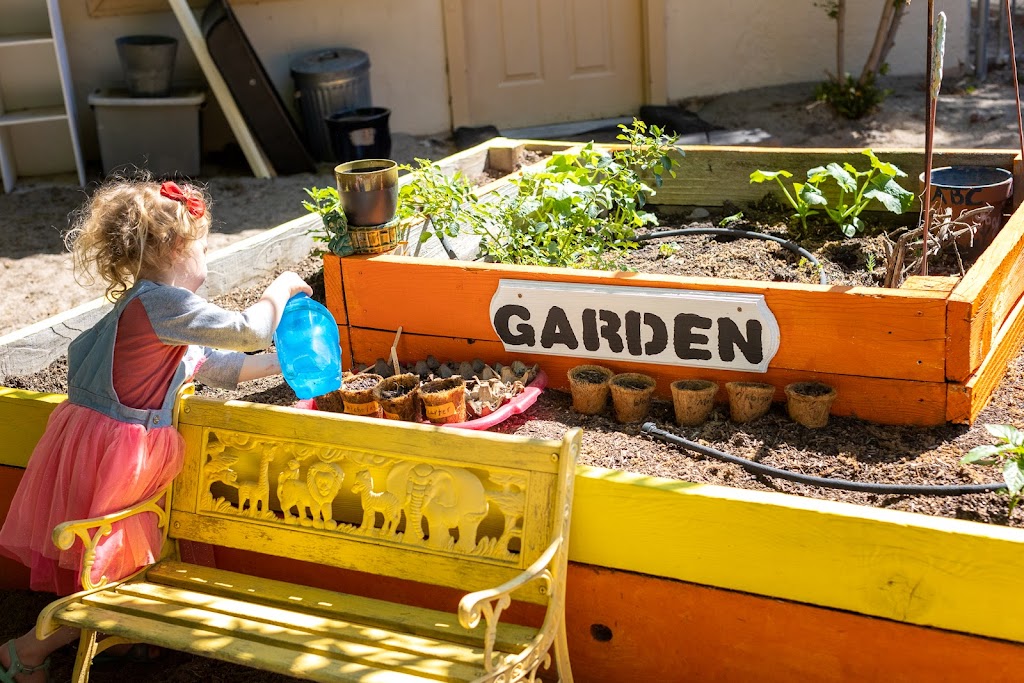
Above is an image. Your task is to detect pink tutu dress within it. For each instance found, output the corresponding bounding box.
[0,280,275,596]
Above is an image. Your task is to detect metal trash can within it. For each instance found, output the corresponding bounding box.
[291,47,371,162]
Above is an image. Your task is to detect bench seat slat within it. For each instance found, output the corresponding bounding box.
[55,601,453,682]
[144,561,537,652]
[108,580,530,664]
[59,579,528,682]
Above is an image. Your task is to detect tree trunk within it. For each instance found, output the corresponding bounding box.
[837,0,846,77]
[860,0,911,85]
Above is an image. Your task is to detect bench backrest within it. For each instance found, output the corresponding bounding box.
[170,395,581,604]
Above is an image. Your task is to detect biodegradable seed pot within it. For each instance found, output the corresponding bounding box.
[373,373,420,422]
[670,379,719,427]
[419,376,467,424]
[785,381,838,429]
[726,381,776,424]
[322,372,383,418]
[609,373,657,424]
[567,364,614,415]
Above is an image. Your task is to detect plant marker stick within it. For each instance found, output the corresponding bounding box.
[921,7,945,276]
[1004,0,1024,182]
[390,326,403,375]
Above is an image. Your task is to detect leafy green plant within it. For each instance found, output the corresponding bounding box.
[396,159,496,246]
[657,242,681,258]
[750,149,913,239]
[719,211,743,228]
[748,169,827,239]
[815,69,891,120]
[397,118,680,269]
[961,424,1024,514]
[807,149,914,237]
[301,186,353,256]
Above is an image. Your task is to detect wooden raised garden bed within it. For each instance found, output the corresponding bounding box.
[325,140,1024,426]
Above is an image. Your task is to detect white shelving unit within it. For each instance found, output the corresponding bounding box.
[0,0,86,193]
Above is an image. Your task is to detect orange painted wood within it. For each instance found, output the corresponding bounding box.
[322,253,347,325]
[337,323,353,375]
[0,465,30,590]
[334,255,949,383]
[95,541,1024,683]
[349,327,948,425]
[564,563,1024,683]
[947,207,1024,382]
[947,291,1024,423]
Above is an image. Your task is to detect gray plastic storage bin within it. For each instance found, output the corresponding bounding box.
[89,89,205,177]
[290,48,371,162]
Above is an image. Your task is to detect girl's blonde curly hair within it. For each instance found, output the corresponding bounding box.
[65,175,212,300]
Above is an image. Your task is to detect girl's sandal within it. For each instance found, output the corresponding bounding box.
[0,640,51,683]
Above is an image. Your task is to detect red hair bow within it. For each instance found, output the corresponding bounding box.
[159,181,206,219]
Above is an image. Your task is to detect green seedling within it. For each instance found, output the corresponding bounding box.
[748,169,827,239]
[719,211,744,228]
[807,149,914,237]
[961,424,1024,514]
[750,149,913,239]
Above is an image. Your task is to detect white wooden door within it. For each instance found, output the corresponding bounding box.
[444,0,646,129]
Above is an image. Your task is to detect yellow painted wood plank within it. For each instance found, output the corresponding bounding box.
[0,389,65,468]
[567,465,1024,645]
[169,424,203,515]
[169,511,549,605]
[179,395,562,474]
[145,561,537,652]
[650,146,1018,209]
[55,601,450,683]
[82,588,489,679]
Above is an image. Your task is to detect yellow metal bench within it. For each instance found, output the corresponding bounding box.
[36,392,582,683]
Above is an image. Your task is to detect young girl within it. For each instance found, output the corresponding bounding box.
[0,177,312,682]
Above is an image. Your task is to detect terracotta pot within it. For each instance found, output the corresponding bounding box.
[785,381,837,429]
[419,376,466,424]
[320,373,383,417]
[373,373,421,422]
[670,379,719,427]
[609,373,657,424]
[567,364,614,415]
[334,158,399,227]
[921,166,1013,256]
[725,381,775,423]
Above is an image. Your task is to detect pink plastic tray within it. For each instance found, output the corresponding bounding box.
[294,370,547,430]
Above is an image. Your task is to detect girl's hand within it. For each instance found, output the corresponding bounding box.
[267,271,313,300]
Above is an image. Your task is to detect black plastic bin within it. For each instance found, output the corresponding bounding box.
[325,107,391,163]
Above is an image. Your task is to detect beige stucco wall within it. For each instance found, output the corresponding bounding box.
[663,0,969,99]
[59,0,969,163]
[60,0,450,160]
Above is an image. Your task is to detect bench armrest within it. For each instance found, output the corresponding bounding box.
[49,383,191,593]
[51,486,172,592]
[458,536,562,673]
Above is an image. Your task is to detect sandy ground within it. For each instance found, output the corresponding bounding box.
[4,65,1024,338]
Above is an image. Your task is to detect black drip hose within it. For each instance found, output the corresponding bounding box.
[640,422,1006,496]
[636,227,829,285]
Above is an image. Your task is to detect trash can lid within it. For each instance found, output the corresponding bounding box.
[290,47,370,76]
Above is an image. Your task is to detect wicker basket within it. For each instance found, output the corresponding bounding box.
[349,217,402,255]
